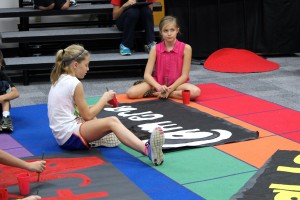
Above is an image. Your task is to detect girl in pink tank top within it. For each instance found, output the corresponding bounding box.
[127,16,201,100]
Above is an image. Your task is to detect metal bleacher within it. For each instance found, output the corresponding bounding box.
[0,0,162,85]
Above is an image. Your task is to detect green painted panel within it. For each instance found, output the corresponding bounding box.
[185,171,256,200]
[86,96,101,105]
[121,144,256,184]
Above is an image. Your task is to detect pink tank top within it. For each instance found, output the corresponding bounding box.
[154,39,190,86]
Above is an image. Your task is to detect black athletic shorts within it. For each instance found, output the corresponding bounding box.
[34,0,67,9]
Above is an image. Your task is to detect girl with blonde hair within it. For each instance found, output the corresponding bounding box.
[127,16,201,100]
[48,44,165,166]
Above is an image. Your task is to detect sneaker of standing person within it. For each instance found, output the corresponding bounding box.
[145,41,157,53]
[144,127,165,166]
[1,115,13,133]
[120,44,131,56]
[69,0,77,7]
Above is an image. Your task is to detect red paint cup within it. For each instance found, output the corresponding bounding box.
[17,173,30,196]
[182,90,190,104]
[108,95,118,107]
[0,188,8,200]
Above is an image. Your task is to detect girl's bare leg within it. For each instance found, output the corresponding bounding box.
[169,83,201,100]
[2,101,10,112]
[126,82,152,99]
[81,116,145,153]
[80,116,165,165]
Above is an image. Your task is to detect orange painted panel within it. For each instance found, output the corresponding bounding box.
[216,135,300,168]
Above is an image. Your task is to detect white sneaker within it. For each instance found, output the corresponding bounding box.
[90,132,120,147]
[70,0,77,7]
[145,127,165,166]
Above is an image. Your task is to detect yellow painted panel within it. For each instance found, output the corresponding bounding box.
[154,0,165,25]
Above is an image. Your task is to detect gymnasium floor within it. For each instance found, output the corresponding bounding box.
[1,54,300,199]
[12,54,300,111]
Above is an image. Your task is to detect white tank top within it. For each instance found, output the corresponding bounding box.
[48,74,80,145]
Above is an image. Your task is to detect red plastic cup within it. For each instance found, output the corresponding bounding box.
[17,173,30,196]
[108,95,118,107]
[0,188,8,200]
[182,90,190,104]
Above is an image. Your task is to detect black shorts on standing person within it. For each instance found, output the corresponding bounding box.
[0,50,20,133]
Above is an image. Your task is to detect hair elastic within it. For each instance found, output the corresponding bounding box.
[63,49,85,63]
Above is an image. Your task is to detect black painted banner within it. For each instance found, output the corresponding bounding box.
[231,150,300,200]
[98,99,258,149]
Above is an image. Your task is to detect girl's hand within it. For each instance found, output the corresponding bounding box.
[103,90,116,103]
[155,84,168,94]
[158,85,171,99]
[27,160,46,173]
[124,0,136,7]
[22,195,42,200]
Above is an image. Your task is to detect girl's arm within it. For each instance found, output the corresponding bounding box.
[112,5,125,20]
[148,3,153,10]
[0,150,46,173]
[144,46,161,91]
[74,82,113,121]
[168,44,192,93]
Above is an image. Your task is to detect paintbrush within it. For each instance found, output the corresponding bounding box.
[161,77,169,99]
[37,153,44,182]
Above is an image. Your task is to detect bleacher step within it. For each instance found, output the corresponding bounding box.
[21,0,110,7]
[4,52,150,70]
[0,2,161,18]
[1,27,159,43]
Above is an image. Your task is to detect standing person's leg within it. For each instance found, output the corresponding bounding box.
[139,6,155,44]
[55,0,70,10]
[139,6,156,52]
[81,116,165,165]
[34,0,55,10]
[116,8,140,49]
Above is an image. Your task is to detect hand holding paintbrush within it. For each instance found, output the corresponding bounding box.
[160,76,170,99]
[37,153,45,182]
[21,153,46,174]
[106,87,119,107]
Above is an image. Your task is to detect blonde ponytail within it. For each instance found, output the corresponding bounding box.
[50,44,89,85]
